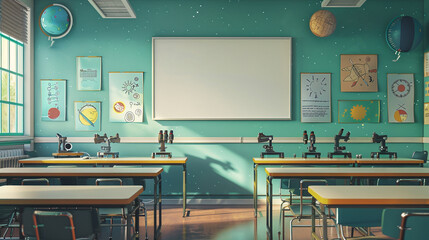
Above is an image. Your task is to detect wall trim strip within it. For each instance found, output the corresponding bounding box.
[34,137,422,144]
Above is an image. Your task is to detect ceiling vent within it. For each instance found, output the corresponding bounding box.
[321,0,366,8]
[88,0,136,18]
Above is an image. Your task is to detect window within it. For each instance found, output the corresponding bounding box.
[0,33,24,136]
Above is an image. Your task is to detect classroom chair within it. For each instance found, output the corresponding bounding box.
[31,209,100,240]
[95,178,148,240]
[336,208,384,240]
[398,211,429,240]
[0,206,19,239]
[411,150,428,163]
[279,179,338,240]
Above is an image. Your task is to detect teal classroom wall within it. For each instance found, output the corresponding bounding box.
[34,0,425,197]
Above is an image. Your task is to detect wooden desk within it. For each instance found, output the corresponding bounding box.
[20,157,189,217]
[253,157,423,217]
[252,158,355,217]
[0,167,163,240]
[356,158,424,167]
[308,186,429,240]
[264,167,429,240]
[0,185,143,240]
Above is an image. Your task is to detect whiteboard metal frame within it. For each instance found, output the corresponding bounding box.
[152,37,292,120]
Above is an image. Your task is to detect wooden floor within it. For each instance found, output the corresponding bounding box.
[104,205,388,240]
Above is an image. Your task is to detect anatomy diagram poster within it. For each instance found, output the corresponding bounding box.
[109,72,144,122]
[387,74,414,123]
[300,73,331,122]
[41,79,66,121]
[340,54,378,92]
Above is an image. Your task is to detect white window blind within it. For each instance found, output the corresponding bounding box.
[0,0,28,44]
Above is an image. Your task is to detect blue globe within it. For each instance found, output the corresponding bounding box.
[40,5,71,37]
[386,15,422,53]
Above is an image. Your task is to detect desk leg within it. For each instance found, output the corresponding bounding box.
[183,163,187,217]
[266,176,273,240]
[135,198,140,240]
[159,174,162,231]
[254,163,258,218]
[320,204,328,240]
[311,197,316,239]
[126,204,132,240]
[153,176,158,240]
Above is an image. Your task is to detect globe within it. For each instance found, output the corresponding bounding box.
[309,10,337,37]
[386,15,422,53]
[40,5,71,37]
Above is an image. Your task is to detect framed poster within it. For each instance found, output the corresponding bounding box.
[77,56,101,91]
[340,54,378,92]
[41,79,66,121]
[338,100,380,123]
[301,73,331,122]
[109,72,143,122]
[387,73,414,123]
[74,101,101,131]
[425,103,429,125]
[425,52,429,77]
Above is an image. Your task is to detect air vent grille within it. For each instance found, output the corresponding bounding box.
[88,0,136,19]
[321,0,366,8]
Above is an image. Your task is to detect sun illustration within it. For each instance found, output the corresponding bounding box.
[350,105,367,121]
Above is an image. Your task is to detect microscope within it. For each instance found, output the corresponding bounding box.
[302,130,321,158]
[152,130,174,158]
[52,133,84,158]
[257,133,284,158]
[370,132,397,158]
[327,128,352,158]
[94,133,120,158]
[56,133,72,153]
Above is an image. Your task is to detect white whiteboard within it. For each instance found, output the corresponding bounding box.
[152,37,292,120]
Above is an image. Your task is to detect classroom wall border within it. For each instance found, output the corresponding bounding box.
[34,137,423,144]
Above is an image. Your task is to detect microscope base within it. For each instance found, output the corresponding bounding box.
[370,152,397,159]
[327,152,352,158]
[302,152,321,158]
[97,152,119,158]
[52,152,84,158]
[261,152,284,158]
[152,152,172,158]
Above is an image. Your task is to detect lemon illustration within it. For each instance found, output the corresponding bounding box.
[79,105,98,126]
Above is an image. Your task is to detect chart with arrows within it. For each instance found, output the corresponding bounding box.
[74,101,101,131]
[340,54,378,92]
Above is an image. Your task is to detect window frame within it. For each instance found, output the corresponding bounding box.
[0,32,25,136]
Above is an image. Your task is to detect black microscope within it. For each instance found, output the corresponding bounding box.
[257,133,284,158]
[327,128,352,158]
[302,130,321,158]
[370,132,397,158]
[94,133,120,158]
[152,130,174,158]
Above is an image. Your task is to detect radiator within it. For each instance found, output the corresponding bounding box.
[0,148,28,168]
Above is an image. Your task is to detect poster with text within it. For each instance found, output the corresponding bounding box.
[301,73,331,122]
[77,56,101,91]
[74,101,101,131]
[41,79,66,121]
[109,72,144,122]
[387,74,414,123]
[338,100,380,123]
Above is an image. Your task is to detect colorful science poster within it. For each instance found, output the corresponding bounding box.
[387,74,414,123]
[109,72,144,122]
[338,100,380,123]
[340,54,378,92]
[77,56,102,91]
[74,101,101,131]
[301,73,331,122]
[41,79,66,121]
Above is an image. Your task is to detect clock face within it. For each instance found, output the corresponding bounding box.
[391,79,411,98]
[306,75,328,99]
